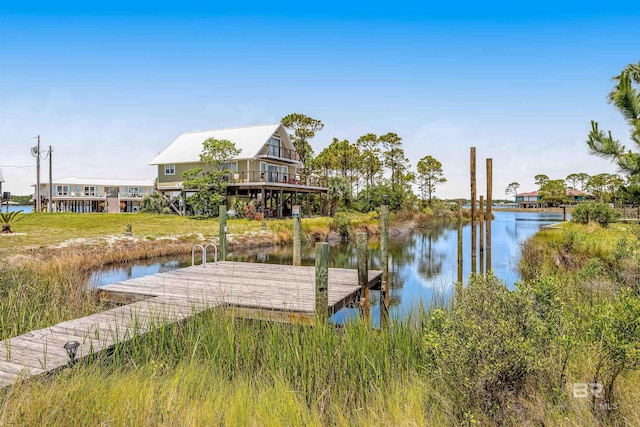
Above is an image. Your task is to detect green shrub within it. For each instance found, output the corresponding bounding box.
[571,203,620,227]
[423,274,545,422]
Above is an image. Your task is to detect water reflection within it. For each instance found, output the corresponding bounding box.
[91,211,562,323]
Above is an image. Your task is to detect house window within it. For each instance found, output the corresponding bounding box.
[268,138,282,157]
[164,164,176,175]
[221,162,237,173]
[56,185,69,196]
[128,187,141,197]
[83,186,96,196]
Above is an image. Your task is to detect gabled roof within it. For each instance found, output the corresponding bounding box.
[43,177,155,187]
[149,123,299,166]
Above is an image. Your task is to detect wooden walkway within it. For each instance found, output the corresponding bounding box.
[0,261,382,388]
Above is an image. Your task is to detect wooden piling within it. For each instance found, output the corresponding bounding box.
[479,195,484,275]
[380,205,390,317]
[457,200,463,283]
[357,233,370,320]
[486,158,493,273]
[470,147,477,273]
[293,205,302,266]
[563,206,567,222]
[315,242,329,320]
[219,204,227,261]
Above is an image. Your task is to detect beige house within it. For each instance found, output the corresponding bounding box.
[150,123,328,217]
[37,177,155,213]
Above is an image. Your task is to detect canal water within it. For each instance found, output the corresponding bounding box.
[90,211,563,323]
[6,205,33,213]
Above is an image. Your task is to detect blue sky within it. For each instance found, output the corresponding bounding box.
[1,1,639,197]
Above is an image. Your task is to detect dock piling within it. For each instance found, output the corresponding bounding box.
[219,204,227,261]
[293,205,301,266]
[457,200,463,283]
[470,147,477,273]
[486,158,493,272]
[380,205,390,320]
[479,195,484,275]
[357,232,370,320]
[315,242,329,320]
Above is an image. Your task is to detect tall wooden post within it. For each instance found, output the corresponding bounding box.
[219,204,227,261]
[293,205,301,266]
[563,206,567,222]
[470,147,477,274]
[486,158,493,273]
[357,232,370,320]
[380,205,390,319]
[48,145,53,213]
[479,195,484,275]
[315,242,329,320]
[457,200,463,283]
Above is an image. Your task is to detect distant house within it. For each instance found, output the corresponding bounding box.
[149,123,328,217]
[37,177,155,213]
[515,189,593,208]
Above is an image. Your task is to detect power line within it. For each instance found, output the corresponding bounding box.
[0,165,33,168]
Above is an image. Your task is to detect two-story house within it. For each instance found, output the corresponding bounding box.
[149,123,328,217]
[37,177,155,213]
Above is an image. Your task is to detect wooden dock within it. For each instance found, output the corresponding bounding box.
[0,261,382,388]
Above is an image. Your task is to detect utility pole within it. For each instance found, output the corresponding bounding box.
[48,145,53,212]
[31,136,41,212]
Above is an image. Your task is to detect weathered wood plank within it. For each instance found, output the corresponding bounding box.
[0,261,382,390]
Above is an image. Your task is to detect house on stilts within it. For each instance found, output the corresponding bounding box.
[149,123,328,217]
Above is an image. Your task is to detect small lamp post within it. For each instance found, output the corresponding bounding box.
[382,194,388,205]
[63,341,80,366]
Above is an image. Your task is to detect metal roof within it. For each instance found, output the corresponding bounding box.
[149,123,300,166]
[43,177,155,187]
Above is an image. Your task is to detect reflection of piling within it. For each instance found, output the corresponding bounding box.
[219,204,227,261]
[380,205,390,321]
[486,158,493,272]
[470,147,477,273]
[357,233,370,321]
[315,242,329,320]
[479,195,484,275]
[293,205,301,266]
[457,200,463,283]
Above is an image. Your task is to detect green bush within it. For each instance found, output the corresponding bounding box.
[571,203,620,227]
[423,274,546,422]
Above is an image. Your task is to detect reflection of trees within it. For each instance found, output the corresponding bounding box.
[504,222,519,241]
[416,223,448,281]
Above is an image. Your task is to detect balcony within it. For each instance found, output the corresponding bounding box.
[256,144,301,163]
[118,192,146,199]
[229,171,327,188]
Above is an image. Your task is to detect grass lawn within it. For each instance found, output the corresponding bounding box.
[0,212,385,257]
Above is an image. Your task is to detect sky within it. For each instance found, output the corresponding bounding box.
[1,1,639,199]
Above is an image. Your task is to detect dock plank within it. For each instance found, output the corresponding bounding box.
[0,261,381,389]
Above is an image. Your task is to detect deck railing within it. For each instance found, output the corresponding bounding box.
[229,171,328,188]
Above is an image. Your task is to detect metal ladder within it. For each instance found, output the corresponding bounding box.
[192,243,219,266]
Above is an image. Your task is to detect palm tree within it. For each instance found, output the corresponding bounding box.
[1,210,23,233]
[587,61,640,179]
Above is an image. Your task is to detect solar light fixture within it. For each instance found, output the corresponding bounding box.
[63,341,80,363]
[382,194,388,203]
